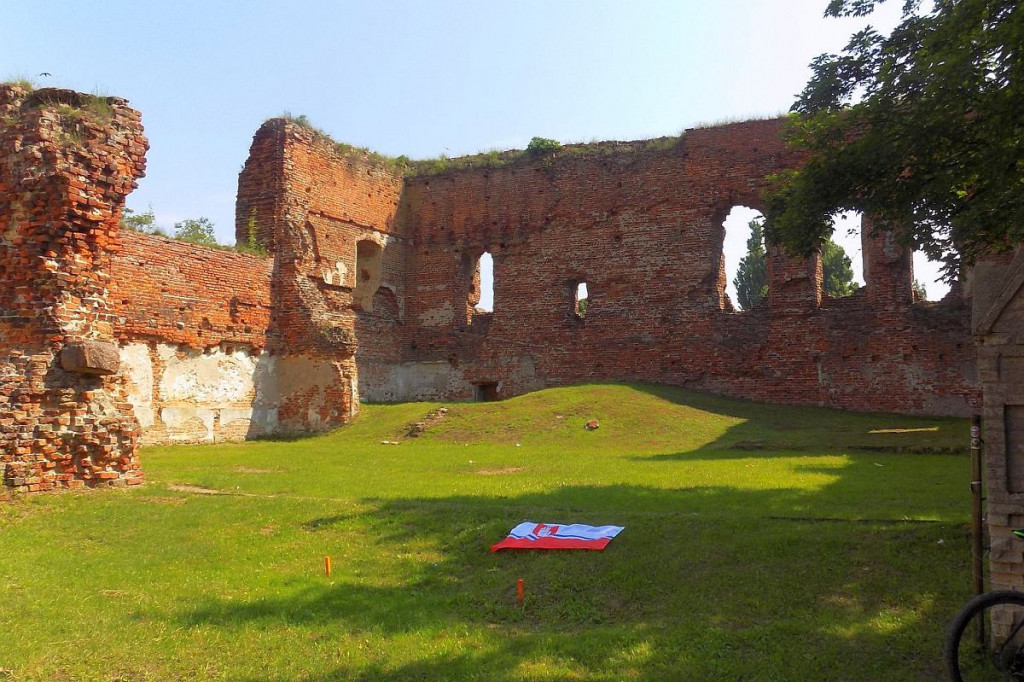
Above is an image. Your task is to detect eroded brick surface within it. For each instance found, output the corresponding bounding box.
[234,117,979,416]
[1,95,986,494]
[0,85,147,491]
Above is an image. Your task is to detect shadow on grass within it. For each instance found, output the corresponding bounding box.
[161,384,971,679]
[628,382,966,459]
[177,479,969,680]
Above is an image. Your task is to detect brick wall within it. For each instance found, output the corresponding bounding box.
[109,231,275,442]
[228,117,980,416]
[393,120,979,414]
[236,120,409,425]
[1,98,984,494]
[0,85,147,491]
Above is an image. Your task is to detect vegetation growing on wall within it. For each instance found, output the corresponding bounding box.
[278,111,683,180]
[119,208,269,257]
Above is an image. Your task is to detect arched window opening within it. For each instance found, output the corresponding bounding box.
[353,239,383,311]
[722,206,767,311]
[463,251,494,327]
[825,211,864,299]
[574,281,589,319]
[478,252,494,312]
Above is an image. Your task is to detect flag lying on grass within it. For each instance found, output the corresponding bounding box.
[490,521,624,552]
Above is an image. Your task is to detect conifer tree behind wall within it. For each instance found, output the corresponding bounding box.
[734,219,769,310]
[734,218,858,309]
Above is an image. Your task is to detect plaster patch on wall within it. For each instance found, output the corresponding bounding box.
[261,354,355,432]
[160,406,217,442]
[417,301,455,327]
[123,343,282,443]
[120,342,155,429]
[159,346,258,403]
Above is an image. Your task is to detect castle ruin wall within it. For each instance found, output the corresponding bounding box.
[0,92,984,492]
[0,85,147,490]
[386,119,980,414]
[109,230,277,442]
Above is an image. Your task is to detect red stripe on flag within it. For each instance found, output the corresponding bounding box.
[490,537,613,552]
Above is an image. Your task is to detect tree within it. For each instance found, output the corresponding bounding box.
[821,238,859,297]
[735,219,858,307]
[734,219,769,309]
[173,217,218,246]
[912,278,928,300]
[119,206,166,236]
[766,0,1023,281]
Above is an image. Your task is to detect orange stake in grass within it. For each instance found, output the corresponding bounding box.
[325,556,332,577]
[517,578,524,604]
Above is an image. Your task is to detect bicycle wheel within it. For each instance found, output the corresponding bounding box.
[945,591,1024,681]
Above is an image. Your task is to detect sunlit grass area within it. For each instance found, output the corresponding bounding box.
[0,384,975,680]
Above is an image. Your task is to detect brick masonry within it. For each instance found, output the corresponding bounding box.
[0,85,147,491]
[0,90,986,493]
[237,116,981,417]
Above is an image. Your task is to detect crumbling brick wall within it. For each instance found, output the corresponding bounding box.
[393,120,979,414]
[1,92,984,493]
[109,231,274,443]
[0,85,147,491]
[230,117,979,417]
[237,120,408,413]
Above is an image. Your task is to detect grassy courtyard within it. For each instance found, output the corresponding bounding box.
[0,384,975,680]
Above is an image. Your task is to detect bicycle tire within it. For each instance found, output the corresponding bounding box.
[945,590,1024,681]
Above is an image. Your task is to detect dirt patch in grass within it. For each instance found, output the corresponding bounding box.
[234,466,277,474]
[144,496,188,505]
[167,484,226,495]
[474,466,528,476]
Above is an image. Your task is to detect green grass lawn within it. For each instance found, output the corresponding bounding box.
[0,384,976,680]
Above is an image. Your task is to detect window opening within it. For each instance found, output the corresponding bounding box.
[464,251,494,326]
[574,281,589,319]
[722,206,767,310]
[824,211,864,299]
[353,239,383,311]
[478,252,494,312]
[911,251,951,301]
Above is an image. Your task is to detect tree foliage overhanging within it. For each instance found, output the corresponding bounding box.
[765,0,1023,281]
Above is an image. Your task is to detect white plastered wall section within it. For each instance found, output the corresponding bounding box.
[120,342,280,443]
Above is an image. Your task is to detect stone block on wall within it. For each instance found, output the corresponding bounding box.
[59,340,121,375]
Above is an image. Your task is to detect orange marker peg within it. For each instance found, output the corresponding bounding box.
[325,556,332,577]
[517,578,524,604]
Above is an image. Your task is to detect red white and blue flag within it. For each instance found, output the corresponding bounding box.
[490,521,624,552]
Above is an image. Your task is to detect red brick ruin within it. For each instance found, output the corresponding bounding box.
[1,86,982,493]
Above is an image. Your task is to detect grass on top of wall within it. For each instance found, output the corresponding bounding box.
[0,383,976,681]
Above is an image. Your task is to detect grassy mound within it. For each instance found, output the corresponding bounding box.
[0,384,973,680]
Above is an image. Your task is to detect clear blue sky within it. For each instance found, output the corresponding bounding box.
[3,1,946,300]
